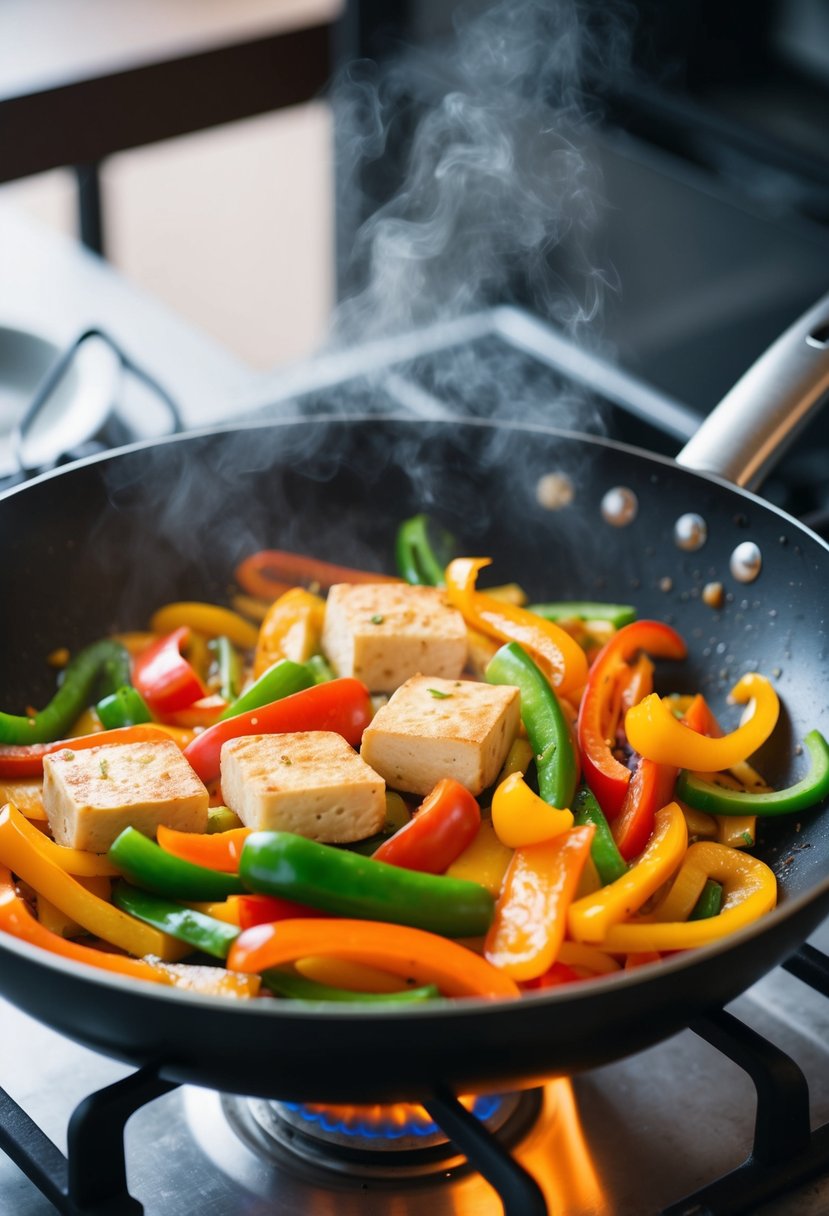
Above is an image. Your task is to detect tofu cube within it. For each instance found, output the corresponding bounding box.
[321,583,467,693]
[43,739,209,853]
[220,731,386,843]
[361,675,520,796]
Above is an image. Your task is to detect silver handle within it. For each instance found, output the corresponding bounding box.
[676,290,829,489]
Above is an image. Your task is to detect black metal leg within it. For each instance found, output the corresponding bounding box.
[783,942,829,997]
[424,1085,548,1216]
[74,162,105,257]
[0,1083,70,1213]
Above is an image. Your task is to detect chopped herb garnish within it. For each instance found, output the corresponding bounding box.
[99,759,110,779]
[280,755,293,765]
[741,830,754,845]
[427,688,452,699]
[370,614,385,625]
[62,750,75,761]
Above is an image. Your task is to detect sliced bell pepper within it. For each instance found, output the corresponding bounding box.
[491,772,574,848]
[207,806,244,833]
[445,558,588,696]
[253,589,326,679]
[527,602,637,628]
[261,970,440,1003]
[163,694,228,730]
[152,962,260,998]
[676,729,829,816]
[557,940,621,975]
[572,786,627,885]
[612,757,677,863]
[95,685,152,729]
[486,642,579,810]
[495,737,535,783]
[1,805,118,878]
[521,961,582,990]
[0,779,46,820]
[217,658,315,722]
[446,818,513,896]
[0,640,131,745]
[0,724,187,780]
[207,636,242,701]
[150,603,259,650]
[342,791,412,856]
[112,881,240,959]
[235,549,400,599]
[156,824,251,873]
[227,918,520,999]
[689,878,723,920]
[601,842,776,951]
[304,654,335,685]
[395,514,453,586]
[568,802,688,944]
[0,864,173,984]
[372,779,480,873]
[184,677,372,784]
[484,825,594,981]
[239,830,494,938]
[577,620,686,820]
[236,892,326,929]
[0,804,188,960]
[626,673,780,770]
[132,627,207,716]
[294,955,411,992]
[108,827,245,900]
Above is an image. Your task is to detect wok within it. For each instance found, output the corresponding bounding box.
[1,299,829,1106]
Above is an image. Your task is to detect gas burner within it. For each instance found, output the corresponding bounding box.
[221,1090,541,1180]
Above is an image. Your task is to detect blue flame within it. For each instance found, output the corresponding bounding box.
[283,1095,503,1141]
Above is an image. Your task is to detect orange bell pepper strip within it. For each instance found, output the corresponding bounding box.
[150,603,259,650]
[0,864,173,985]
[625,673,779,770]
[0,724,187,779]
[0,778,46,820]
[294,955,411,993]
[599,842,777,952]
[236,549,401,599]
[227,918,520,999]
[484,825,594,981]
[0,803,188,961]
[577,620,687,820]
[253,588,326,679]
[568,802,688,944]
[491,772,574,849]
[163,695,228,730]
[445,558,588,696]
[157,824,251,873]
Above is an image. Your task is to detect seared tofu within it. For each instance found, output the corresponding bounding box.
[220,731,386,843]
[321,583,467,693]
[43,739,209,853]
[361,675,520,796]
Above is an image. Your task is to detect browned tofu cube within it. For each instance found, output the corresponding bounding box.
[360,675,520,796]
[220,731,385,843]
[321,583,467,693]
[42,739,209,853]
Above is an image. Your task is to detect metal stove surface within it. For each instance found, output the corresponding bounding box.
[2,923,828,1214]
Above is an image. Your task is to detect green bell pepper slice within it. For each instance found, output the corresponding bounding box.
[572,785,628,885]
[112,881,239,958]
[527,602,637,628]
[395,514,453,586]
[216,658,314,722]
[689,879,723,921]
[261,970,440,1003]
[239,831,493,938]
[0,640,131,745]
[108,827,245,901]
[486,641,578,810]
[208,636,242,702]
[304,654,335,685]
[95,685,152,729]
[675,730,829,816]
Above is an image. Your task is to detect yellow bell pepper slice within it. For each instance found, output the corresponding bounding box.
[491,771,574,848]
[445,558,588,695]
[0,803,188,961]
[295,956,410,993]
[15,823,120,878]
[599,842,776,952]
[446,818,513,896]
[557,941,621,975]
[716,815,756,849]
[496,737,535,784]
[37,876,112,939]
[0,779,47,821]
[150,602,259,650]
[625,673,779,770]
[680,804,718,841]
[568,802,688,943]
[253,588,326,679]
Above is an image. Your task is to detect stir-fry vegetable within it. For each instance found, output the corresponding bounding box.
[0,517,821,1006]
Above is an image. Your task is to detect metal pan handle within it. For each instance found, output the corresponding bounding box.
[676,290,829,490]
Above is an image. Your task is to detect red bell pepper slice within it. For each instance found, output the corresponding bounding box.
[236,893,326,930]
[577,621,686,820]
[372,778,481,873]
[235,550,401,599]
[183,677,373,783]
[0,725,179,779]
[132,627,207,716]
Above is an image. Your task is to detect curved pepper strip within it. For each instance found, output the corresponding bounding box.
[112,881,240,959]
[445,558,588,696]
[132,627,207,716]
[217,659,315,722]
[0,864,173,985]
[395,513,452,586]
[577,621,687,819]
[0,724,190,780]
[253,589,326,679]
[486,642,579,810]
[572,786,627,885]
[372,779,480,873]
[491,772,574,848]
[676,729,829,816]
[240,831,493,938]
[0,640,131,745]
[528,601,637,628]
[599,842,777,952]
[156,824,252,873]
[183,677,373,784]
[295,955,412,993]
[150,603,259,650]
[0,804,188,960]
[228,918,520,1000]
[484,825,594,981]
[235,549,401,599]
[626,673,780,770]
[568,803,688,944]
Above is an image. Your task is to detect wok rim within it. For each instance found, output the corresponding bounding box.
[1,410,828,1024]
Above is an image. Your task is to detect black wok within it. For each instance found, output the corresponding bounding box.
[1,301,829,1105]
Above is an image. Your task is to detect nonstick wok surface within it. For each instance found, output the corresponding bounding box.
[1,415,828,1103]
